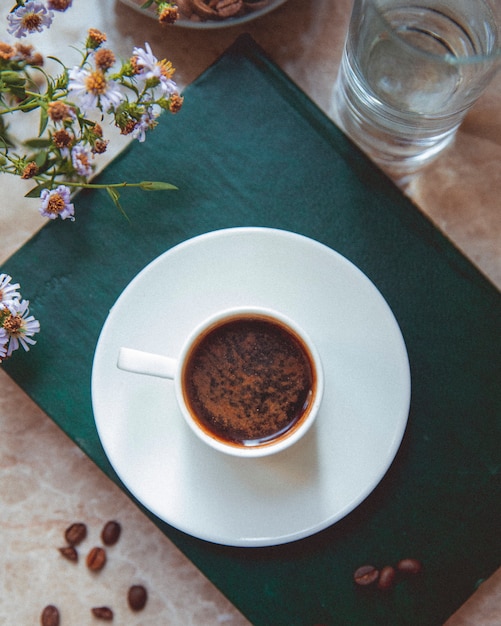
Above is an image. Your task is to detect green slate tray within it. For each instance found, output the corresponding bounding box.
[2,34,500,626]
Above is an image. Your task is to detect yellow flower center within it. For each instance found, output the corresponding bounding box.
[76,153,91,169]
[158,59,174,80]
[85,70,107,95]
[46,193,66,215]
[4,314,22,336]
[22,13,43,31]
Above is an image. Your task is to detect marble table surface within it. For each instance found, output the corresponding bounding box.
[1,0,499,623]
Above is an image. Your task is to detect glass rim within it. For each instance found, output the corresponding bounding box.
[367,0,501,66]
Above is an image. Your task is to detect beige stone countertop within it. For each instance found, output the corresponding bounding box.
[0,0,499,624]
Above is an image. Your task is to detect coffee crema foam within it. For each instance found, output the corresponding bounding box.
[182,315,315,446]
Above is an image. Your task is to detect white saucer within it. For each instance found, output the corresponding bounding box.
[91,228,411,547]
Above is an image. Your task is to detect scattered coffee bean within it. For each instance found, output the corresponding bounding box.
[353,564,379,586]
[377,565,396,591]
[91,606,114,620]
[65,522,87,546]
[128,584,148,611]
[86,546,107,571]
[58,545,78,562]
[396,558,423,576]
[41,604,60,626]
[101,520,121,546]
[354,557,424,594]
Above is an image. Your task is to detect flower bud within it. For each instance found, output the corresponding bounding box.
[1,71,26,86]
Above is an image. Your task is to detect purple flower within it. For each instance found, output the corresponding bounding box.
[7,1,54,38]
[71,145,94,177]
[39,185,75,220]
[0,327,8,360]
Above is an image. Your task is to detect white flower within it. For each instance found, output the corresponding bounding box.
[0,327,8,360]
[0,273,21,304]
[132,43,158,74]
[6,1,54,38]
[132,43,178,97]
[39,185,75,220]
[71,145,94,177]
[131,105,161,143]
[67,66,123,114]
[1,299,40,356]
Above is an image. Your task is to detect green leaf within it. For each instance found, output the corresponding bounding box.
[139,180,178,191]
[33,151,48,169]
[0,71,26,86]
[24,138,52,149]
[34,154,57,174]
[25,183,50,198]
[38,108,49,137]
[47,56,66,69]
[18,98,40,113]
[9,86,26,101]
[106,187,130,221]
[141,0,155,7]
[0,120,15,148]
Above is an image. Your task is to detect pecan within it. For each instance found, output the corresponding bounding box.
[176,0,193,17]
[189,0,244,19]
[189,0,218,19]
[215,0,243,18]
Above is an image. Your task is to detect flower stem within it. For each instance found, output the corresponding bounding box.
[63,180,136,189]
[48,179,177,191]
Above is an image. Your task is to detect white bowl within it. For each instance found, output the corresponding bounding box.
[117,0,289,29]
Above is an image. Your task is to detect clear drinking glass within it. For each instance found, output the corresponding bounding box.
[332,0,501,176]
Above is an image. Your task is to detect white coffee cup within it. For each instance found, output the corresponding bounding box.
[117,306,324,458]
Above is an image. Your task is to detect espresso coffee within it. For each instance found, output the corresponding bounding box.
[182,314,316,447]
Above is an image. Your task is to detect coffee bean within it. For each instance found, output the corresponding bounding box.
[353,564,379,586]
[377,565,396,591]
[86,546,107,571]
[41,604,60,626]
[91,606,114,620]
[128,584,148,611]
[101,520,121,546]
[396,558,422,575]
[58,546,78,562]
[65,522,87,546]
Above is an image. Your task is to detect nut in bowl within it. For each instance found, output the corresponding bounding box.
[180,0,272,21]
[117,306,324,457]
[118,0,289,28]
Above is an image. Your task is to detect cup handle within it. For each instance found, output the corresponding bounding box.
[117,347,177,379]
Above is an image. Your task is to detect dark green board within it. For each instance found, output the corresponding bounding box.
[2,35,500,626]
